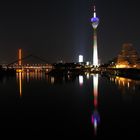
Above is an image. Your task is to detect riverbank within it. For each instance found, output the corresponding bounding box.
[101,68,140,80]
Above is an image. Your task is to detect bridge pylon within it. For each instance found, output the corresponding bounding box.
[18,48,22,66]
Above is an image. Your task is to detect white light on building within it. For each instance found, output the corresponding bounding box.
[86,61,90,65]
[79,55,83,63]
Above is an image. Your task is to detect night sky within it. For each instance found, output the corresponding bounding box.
[0,0,140,64]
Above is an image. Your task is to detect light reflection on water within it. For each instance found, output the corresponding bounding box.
[19,72,22,97]
[78,74,101,135]
[91,74,100,135]
[7,71,140,137]
[16,71,49,97]
[109,76,140,93]
[107,76,140,103]
[16,71,78,96]
[79,75,84,86]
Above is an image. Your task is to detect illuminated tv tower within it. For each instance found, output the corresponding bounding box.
[91,5,99,66]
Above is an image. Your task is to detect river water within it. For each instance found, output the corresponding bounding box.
[0,71,140,138]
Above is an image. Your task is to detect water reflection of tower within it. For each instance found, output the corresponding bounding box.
[91,5,99,66]
[91,74,100,135]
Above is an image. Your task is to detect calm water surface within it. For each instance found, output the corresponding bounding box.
[0,72,140,138]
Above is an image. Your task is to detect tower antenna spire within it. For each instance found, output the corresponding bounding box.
[94,5,96,12]
[94,5,96,18]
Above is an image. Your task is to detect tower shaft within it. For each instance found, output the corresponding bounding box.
[93,29,98,66]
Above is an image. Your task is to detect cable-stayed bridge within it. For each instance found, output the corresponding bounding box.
[6,49,53,72]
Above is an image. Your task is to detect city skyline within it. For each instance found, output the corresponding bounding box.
[0,0,140,64]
